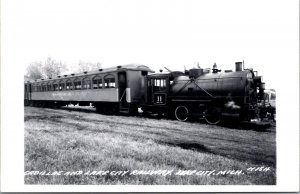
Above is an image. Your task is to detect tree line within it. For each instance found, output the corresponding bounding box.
[25,57,102,81]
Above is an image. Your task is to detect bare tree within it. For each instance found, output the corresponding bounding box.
[25,58,102,80]
[43,57,68,78]
[25,61,44,80]
[77,60,102,73]
[25,57,68,80]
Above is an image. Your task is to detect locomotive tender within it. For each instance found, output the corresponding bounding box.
[24,62,265,124]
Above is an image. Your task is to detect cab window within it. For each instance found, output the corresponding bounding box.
[153,78,166,91]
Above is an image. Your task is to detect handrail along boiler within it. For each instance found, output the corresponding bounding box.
[24,62,265,124]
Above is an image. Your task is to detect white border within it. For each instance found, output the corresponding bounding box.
[1,0,299,192]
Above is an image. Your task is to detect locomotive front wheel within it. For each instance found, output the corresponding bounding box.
[204,107,221,125]
[175,106,189,121]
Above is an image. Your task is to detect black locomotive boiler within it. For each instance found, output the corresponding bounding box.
[141,62,265,124]
[24,62,265,124]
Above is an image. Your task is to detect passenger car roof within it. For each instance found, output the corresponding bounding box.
[25,64,154,83]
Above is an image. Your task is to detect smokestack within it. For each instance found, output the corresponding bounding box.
[235,62,243,72]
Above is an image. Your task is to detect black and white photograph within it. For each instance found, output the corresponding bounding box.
[1,0,299,192]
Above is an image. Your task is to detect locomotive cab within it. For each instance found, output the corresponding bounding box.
[141,71,185,115]
[144,73,169,106]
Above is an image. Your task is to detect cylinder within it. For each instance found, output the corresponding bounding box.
[235,62,243,72]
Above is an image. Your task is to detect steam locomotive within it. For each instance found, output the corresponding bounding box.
[24,62,265,124]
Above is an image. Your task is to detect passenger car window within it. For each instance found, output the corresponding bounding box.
[38,84,42,92]
[59,80,65,91]
[35,84,39,92]
[47,82,52,91]
[104,74,115,88]
[66,79,73,90]
[74,79,82,90]
[42,83,47,92]
[92,76,102,89]
[53,82,59,91]
[82,78,91,89]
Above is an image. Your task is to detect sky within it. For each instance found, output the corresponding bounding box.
[2,0,299,89]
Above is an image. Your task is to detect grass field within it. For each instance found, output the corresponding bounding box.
[24,106,276,185]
